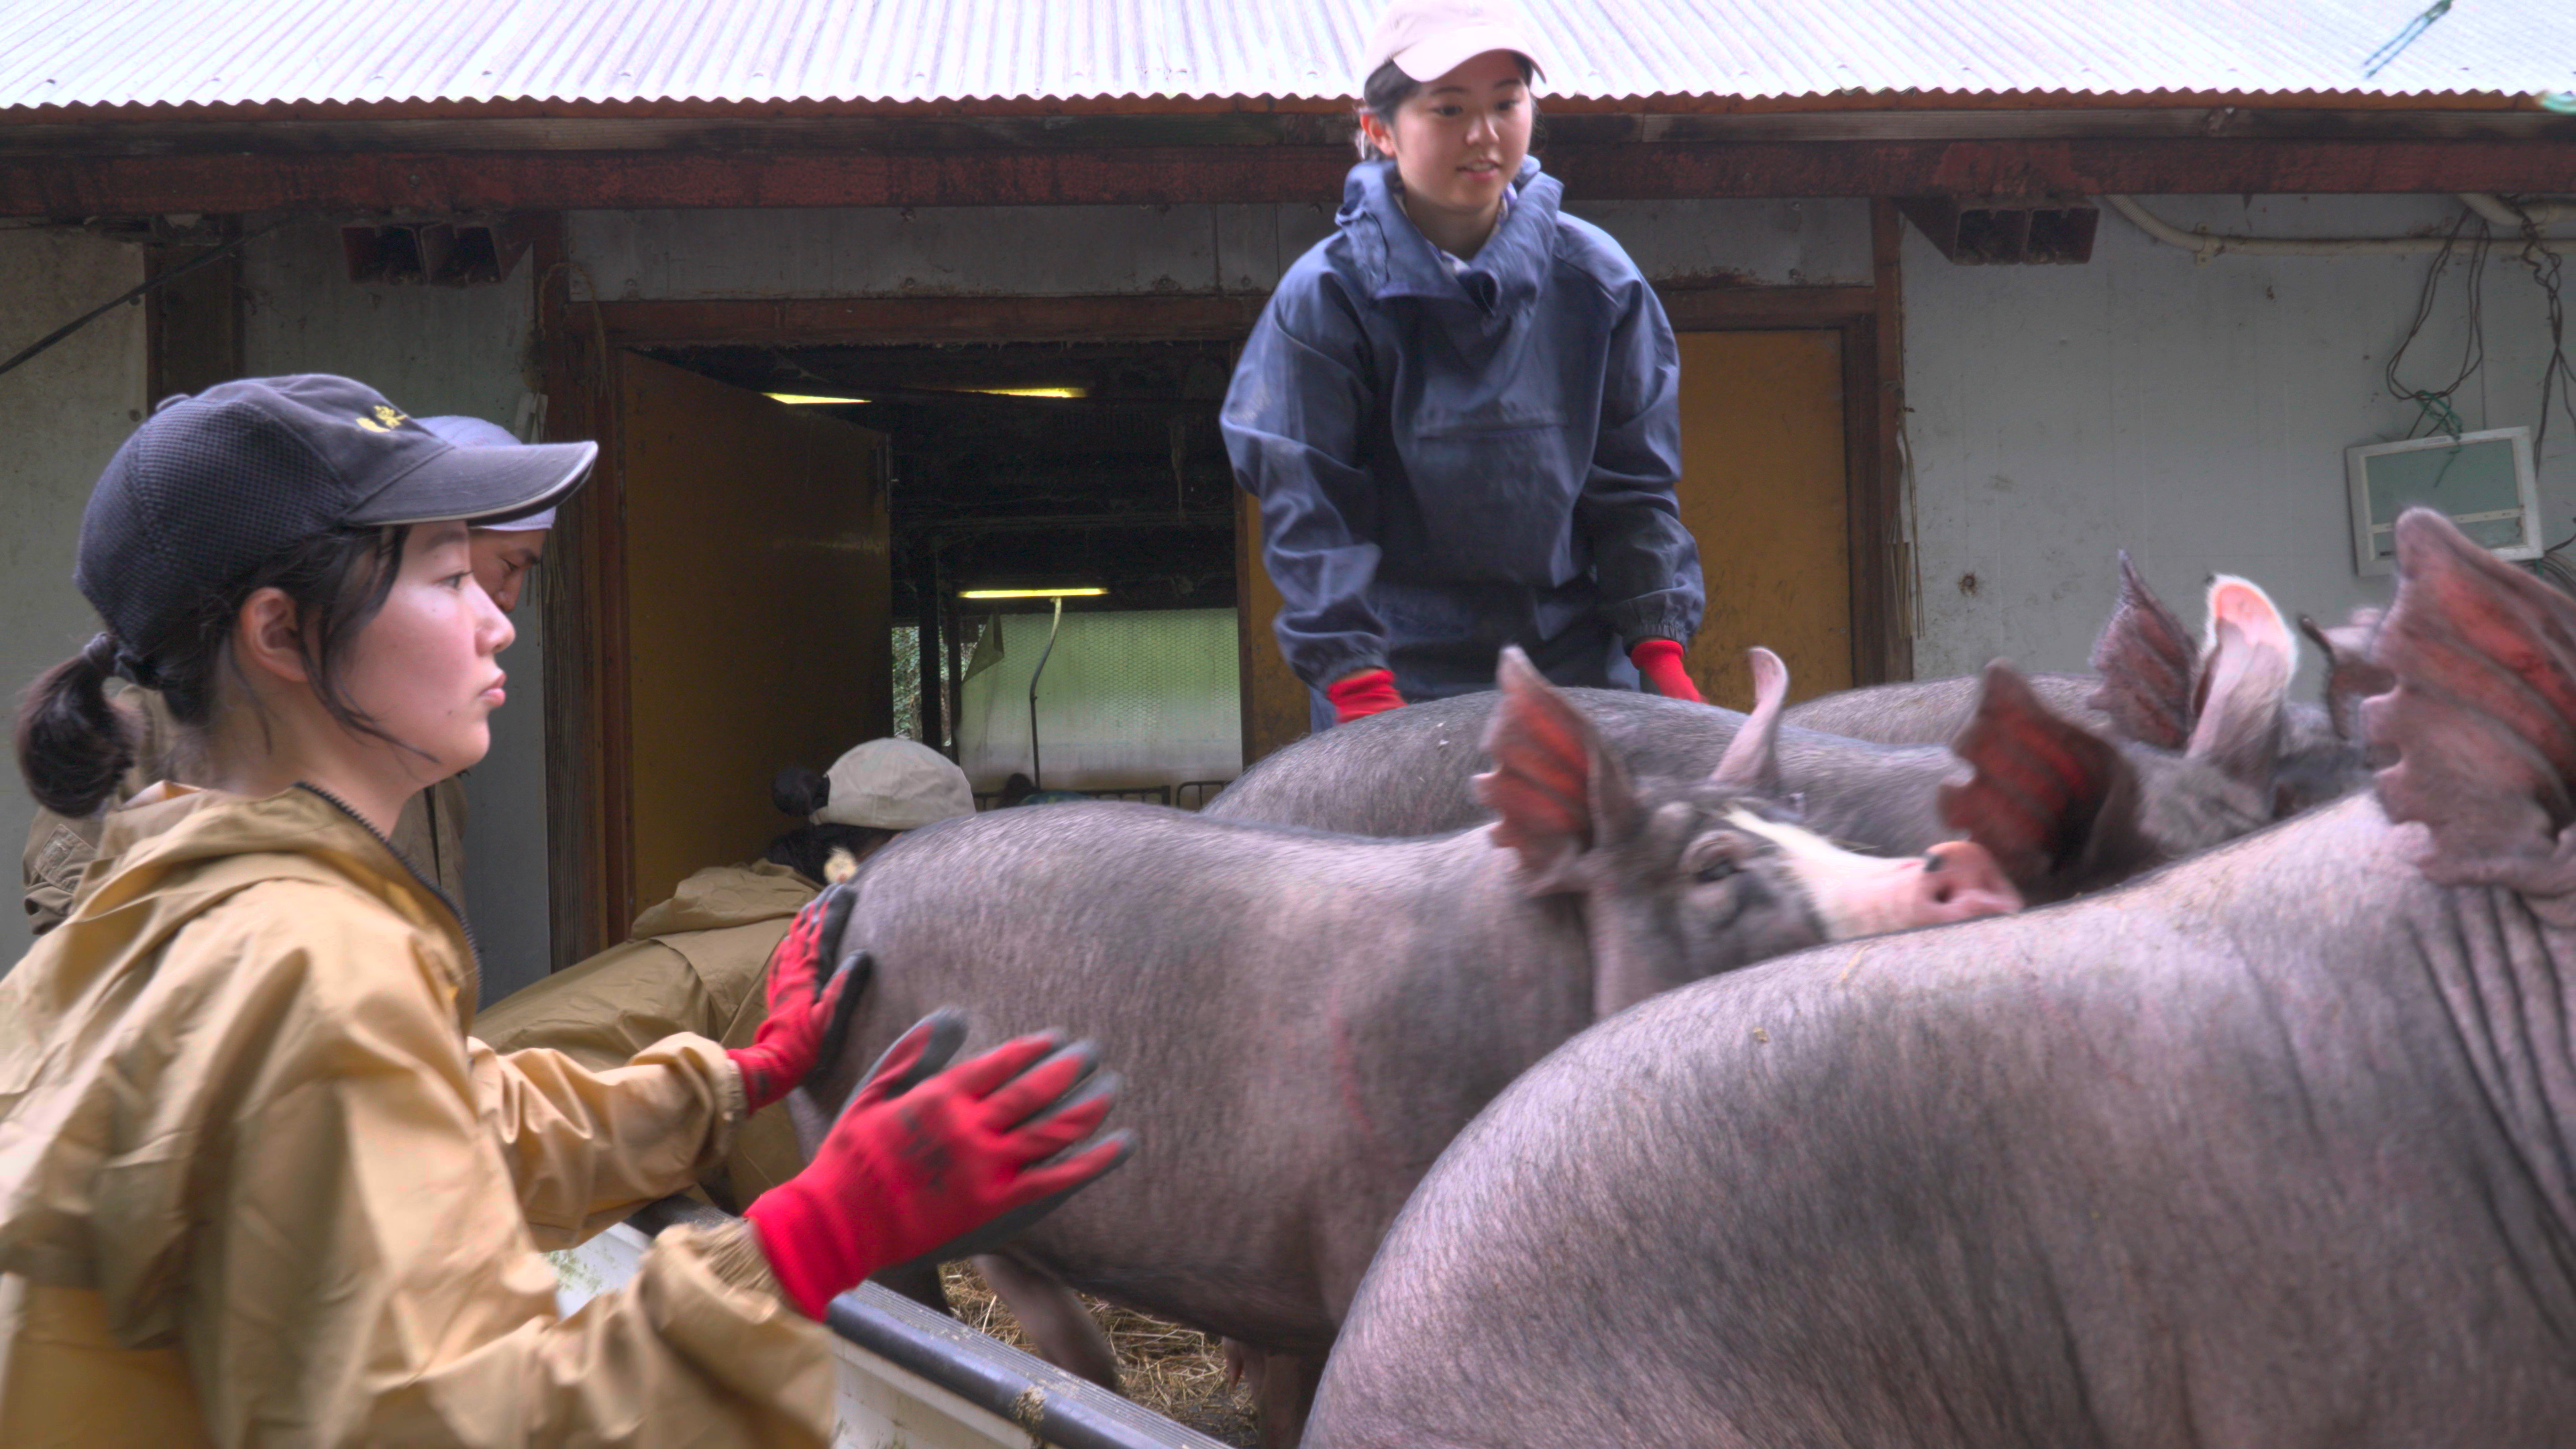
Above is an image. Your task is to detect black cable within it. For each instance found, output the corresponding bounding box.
[0,219,282,382]
[2382,208,2488,442]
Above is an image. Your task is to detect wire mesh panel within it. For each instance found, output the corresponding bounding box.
[955,608,1240,795]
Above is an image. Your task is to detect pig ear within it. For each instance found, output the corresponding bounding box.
[1709,647,1788,794]
[2084,551,2196,751]
[1475,647,1641,894]
[1940,661,2151,901]
[2365,509,2576,895]
[2184,577,2295,790]
[2300,608,2394,744]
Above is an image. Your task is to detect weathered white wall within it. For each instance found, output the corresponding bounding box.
[566,197,1868,299]
[1904,195,2576,696]
[241,219,556,998]
[0,227,144,973]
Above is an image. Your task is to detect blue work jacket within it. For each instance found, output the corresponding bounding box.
[1222,156,1703,706]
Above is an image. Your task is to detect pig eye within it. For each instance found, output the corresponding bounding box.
[1682,835,1745,883]
[1695,858,1737,884]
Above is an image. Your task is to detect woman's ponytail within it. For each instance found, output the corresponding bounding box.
[15,633,138,816]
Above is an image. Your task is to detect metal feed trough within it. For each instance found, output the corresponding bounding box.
[551,1197,1230,1449]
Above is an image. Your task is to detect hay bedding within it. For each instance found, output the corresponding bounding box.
[938,1262,1262,1447]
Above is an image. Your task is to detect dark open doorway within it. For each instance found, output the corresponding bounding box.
[653,339,1245,805]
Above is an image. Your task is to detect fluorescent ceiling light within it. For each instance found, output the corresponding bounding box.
[958,586,1108,599]
[766,392,871,405]
[953,386,1087,398]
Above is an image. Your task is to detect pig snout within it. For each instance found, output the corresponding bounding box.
[1827,839,2022,938]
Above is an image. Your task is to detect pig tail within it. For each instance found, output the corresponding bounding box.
[14,633,139,816]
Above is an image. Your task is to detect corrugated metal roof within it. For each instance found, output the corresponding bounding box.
[0,0,2567,113]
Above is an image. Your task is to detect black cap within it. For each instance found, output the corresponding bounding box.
[74,374,596,667]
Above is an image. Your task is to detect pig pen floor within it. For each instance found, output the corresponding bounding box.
[940,1262,1263,1446]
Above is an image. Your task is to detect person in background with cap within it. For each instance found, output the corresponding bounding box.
[17,411,546,934]
[476,737,977,1212]
[0,376,1126,1445]
[1222,0,1706,729]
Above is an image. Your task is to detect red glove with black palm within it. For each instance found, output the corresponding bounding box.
[1629,639,1704,704]
[745,1012,1132,1318]
[727,884,863,1112]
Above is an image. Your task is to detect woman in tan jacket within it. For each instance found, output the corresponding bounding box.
[0,375,1128,1446]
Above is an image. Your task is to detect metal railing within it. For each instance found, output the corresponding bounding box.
[1173,780,1234,811]
[604,1198,1231,1449]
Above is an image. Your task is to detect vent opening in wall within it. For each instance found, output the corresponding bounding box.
[1898,197,2098,265]
[2347,426,2540,576]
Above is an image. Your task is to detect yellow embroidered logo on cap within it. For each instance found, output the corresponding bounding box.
[353,404,411,433]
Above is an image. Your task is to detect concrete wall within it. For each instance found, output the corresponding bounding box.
[0,227,145,972]
[565,197,1870,299]
[1904,195,2576,696]
[241,219,555,1000]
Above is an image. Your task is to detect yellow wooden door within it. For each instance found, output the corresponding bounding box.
[619,352,892,910]
[1234,489,1312,768]
[1673,330,1852,708]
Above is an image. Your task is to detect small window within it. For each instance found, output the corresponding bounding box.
[2347,426,2540,577]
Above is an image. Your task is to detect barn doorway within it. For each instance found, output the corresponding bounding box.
[539,285,1898,961]
[641,338,1246,818]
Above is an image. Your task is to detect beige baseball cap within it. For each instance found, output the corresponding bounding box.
[1362,0,1548,85]
[815,738,975,830]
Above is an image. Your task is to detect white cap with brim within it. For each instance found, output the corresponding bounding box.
[419,415,564,531]
[816,738,976,830]
[1363,0,1548,84]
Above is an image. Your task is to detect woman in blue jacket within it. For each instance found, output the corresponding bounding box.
[1222,0,1705,729]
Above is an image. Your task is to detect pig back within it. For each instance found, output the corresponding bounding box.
[820,801,1597,1349]
[1208,688,1968,859]
[1311,794,2576,1448]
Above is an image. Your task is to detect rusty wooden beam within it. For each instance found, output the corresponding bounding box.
[2,138,2572,216]
[598,293,1270,347]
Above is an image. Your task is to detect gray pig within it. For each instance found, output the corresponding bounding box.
[1208,625,2294,906]
[1304,508,2576,1449]
[1784,555,2373,815]
[814,649,2019,1447]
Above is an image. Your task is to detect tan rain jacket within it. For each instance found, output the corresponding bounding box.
[0,784,833,1446]
[22,685,468,934]
[476,861,818,1211]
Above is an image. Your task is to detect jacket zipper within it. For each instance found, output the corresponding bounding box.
[293,782,485,1002]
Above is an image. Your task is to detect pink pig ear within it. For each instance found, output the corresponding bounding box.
[2367,508,2576,896]
[2085,551,2196,751]
[1940,661,2151,903]
[1709,647,1788,793]
[2185,577,2295,790]
[1474,647,1640,895]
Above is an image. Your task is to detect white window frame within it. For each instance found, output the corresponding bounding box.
[2347,425,2541,577]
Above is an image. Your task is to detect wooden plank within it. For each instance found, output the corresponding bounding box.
[603,288,1862,350]
[532,217,635,965]
[601,294,1268,347]
[5,137,2571,215]
[1234,488,1310,767]
[1658,284,1876,331]
[142,227,242,409]
[1862,197,1913,685]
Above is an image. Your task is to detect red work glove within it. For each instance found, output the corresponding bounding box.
[727,884,860,1112]
[744,1014,1132,1319]
[1629,639,1704,704]
[1326,668,1405,724]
